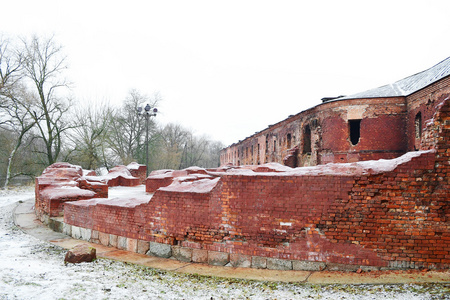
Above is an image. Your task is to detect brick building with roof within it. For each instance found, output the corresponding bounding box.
[220,57,450,167]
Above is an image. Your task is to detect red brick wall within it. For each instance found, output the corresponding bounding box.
[64,99,450,269]
[35,163,106,219]
[146,176,173,193]
[65,144,449,268]
[128,164,147,184]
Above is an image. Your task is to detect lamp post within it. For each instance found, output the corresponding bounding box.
[137,104,157,176]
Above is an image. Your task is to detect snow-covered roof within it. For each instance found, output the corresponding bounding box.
[339,56,450,100]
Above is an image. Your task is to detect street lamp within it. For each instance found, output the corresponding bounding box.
[137,104,158,176]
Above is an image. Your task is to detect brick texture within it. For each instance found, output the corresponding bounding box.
[63,98,450,270]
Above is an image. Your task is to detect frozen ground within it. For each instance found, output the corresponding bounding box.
[0,187,449,300]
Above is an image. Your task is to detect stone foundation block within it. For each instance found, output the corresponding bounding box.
[230,253,251,268]
[62,223,72,236]
[360,265,381,272]
[109,234,118,248]
[267,258,293,270]
[48,218,63,233]
[292,260,326,271]
[148,242,172,258]
[40,214,50,225]
[327,263,359,272]
[137,240,150,254]
[118,236,127,250]
[71,226,81,239]
[80,228,91,242]
[172,246,192,262]
[127,238,138,252]
[208,251,229,266]
[252,256,267,269]
[192,249,208,263]
[98,232,109,246]
[90,230,99,242]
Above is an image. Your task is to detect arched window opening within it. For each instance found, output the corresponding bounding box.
[415,112,422,150]
[303,125,312,154]
[349,119,361,146]
[265,135,269,153]
[287,133,292,149]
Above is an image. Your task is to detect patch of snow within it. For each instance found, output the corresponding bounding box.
[228,150,434,177]
[108,185,149,199]
[223,169,256,175]
[160,178,220,194]
[147,173,174,179]
[149,169,172,176]
[99,197,151,208]
[126,162,143,170]
[40,187,96,200]
[355,150,434,174]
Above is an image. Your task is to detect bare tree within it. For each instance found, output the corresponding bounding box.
[1,89,36,187]
[153,123,189,170]
[0,36,23,116]
[21,35,72,165]
[107,89,160,165]
[179,133,209,169]
[68,101,114,171]
[0,37,36,187]
[200,140,224,168]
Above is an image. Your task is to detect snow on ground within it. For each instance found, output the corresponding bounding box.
[0,187,449,300]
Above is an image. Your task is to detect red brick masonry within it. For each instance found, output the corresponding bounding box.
[35,163,145,219]
[61,99,450,270]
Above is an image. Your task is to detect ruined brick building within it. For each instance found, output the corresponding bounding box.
[220,57,450,167]
[36,57,450,271]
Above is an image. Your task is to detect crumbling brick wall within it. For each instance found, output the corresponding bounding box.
[35,163,106,219]
[61,99,450,269]
[63,99,449,269]
[35,162,144,219]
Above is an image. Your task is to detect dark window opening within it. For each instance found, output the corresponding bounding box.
[303,125,311,154]
[349,119,361,146]
[287,133,292,149]
[414,112,422,150]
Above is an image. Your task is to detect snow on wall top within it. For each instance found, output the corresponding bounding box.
[41,186,96,200]
[159,177,220,194]
[126,162,145,170]
[40,162,83,180]
[84,165,136,183]
[214,150,434,178]
[263,150,434,177]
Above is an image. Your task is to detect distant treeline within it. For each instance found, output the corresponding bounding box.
[0,35,223,188]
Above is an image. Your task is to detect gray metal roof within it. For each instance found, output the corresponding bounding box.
[339,57,450,100]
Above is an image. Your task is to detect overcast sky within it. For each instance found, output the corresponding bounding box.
[2,0,450,145]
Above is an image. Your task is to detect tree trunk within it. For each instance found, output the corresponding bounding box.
[4,144,18,189]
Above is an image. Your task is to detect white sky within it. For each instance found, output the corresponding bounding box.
[2,0,450,146]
